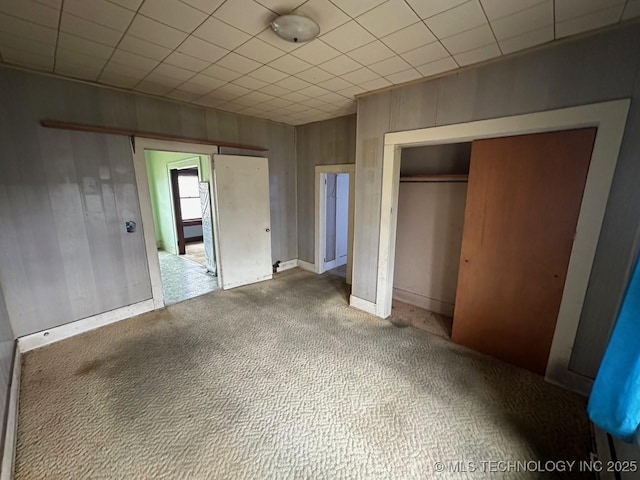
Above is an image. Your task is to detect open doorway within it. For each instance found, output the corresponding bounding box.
[390,143,470,340]
[315,164,355,285]
[145,150,218,305]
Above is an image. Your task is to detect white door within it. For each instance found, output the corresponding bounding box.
[212,154,272,289]
[335,173,349,267]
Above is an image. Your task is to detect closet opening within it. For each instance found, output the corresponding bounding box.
[390,143,471,340]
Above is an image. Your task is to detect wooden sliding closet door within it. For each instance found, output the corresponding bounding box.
[452,128,596,374]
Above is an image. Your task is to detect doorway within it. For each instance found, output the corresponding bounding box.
[145,150,218,305]
[315,164,355,284]
[360,100,629,392]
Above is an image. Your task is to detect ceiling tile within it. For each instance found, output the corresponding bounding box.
[57,32,113,59]
[385,67,421,84]
[381,21,436,54]
[261,96,295,108]
[0,31,54,57]
[341,66,379,83]
[139,0,208,33]
[276,75,312,90]
[0,46,53,70]
[368,55,411,75]
[99,70,141,88]
[321,21,375,53]
[425,1,487,38]
[0,13,58,44]
[153,62,196,81]
[182,74,227,92]
[178,36,228,63]
[291,39,341,63]
[256,27,304,52]
[238,90,274,104]
[232,75,269,89]
[111,48,159,71]
[480,0,544,20]
[317,76,351,90]
[556,4,624,38]
[259,83,290,96]
[164,51,211,72]
[441,24,495,54]
[300,96,327,108]
[255,0,306,14]
[623,0,640,19]
[193,94,227,108]
[248,64,289,82]
[136,79,176,95]
[216,52,262,74]
[319,54,362,75]
[202,63,243,81]
[213,82,252,100]
[193,17,252,50]
[55,49,106,68]
[166,89,202,102]
[360,76,391,90]
[453,41,500,65]
[64,0,134,31]
[180,0,226,14]
[336,84,365,97]
[36,0,63,8]
[294,0,350,34]
[235,37,285,63]
[127,15,188,49]
[106,0,144,10]
[269,54,312,74]
[356,0,420,37]
[347,40,394,64]
[498,24,553,54]
[295,66,333,83]
[490,1,553,40]
[0,0,60,28]
[213,0,274,35]
[118,34,172,60]
[55,58,103,80]
[60,13,125,46]
[405,0,468,19]
[316,91,347,103]
[328,0,386,18]
[555,0,623,22]
[415,55,457,77]
[401,41,450,67]
[298,84,331,97]
[101,60,149,81]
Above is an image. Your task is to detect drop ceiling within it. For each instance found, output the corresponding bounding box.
[0,0,638,126]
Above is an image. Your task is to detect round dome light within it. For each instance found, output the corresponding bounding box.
[270,14,320,43]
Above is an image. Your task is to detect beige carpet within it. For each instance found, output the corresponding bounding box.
[16,269,592,479]
[184,242,207,266]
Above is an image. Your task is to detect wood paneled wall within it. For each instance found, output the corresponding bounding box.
[352,22,640,378]
[0,67,297,337]
[295,115,356,264]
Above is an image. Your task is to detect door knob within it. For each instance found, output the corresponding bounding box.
[266,228,270,232]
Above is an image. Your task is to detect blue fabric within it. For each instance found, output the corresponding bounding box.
[588,257,640,442]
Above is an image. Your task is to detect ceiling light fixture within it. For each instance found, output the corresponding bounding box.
[270,14,320,43]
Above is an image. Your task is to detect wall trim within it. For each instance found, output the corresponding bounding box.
[392,288,455,317]
[297,259,317,273]
[364,99,631,394]
[18,299,156,352]
[276,259,298,272]
[1,343,20,480]
[349,295,377,315]
[315,165,356,284]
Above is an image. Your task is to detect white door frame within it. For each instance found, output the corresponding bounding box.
[132,138,218,309]
[315,164,355,284]
[352,99,630,394]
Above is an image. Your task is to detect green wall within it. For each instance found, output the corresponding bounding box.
[145,151,211,255]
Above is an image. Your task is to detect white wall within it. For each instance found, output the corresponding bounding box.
[393,182,468,316]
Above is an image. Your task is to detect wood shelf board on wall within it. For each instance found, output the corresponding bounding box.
[40,120,268,152]
[400,174,469,182]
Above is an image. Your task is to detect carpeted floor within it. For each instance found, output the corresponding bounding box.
[184,242,208,266]
[16,269,592,479]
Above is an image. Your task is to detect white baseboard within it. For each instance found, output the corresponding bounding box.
[276,259,298,272]
[392,288,455,317]
[18,299,156,352]
[1,343,21,480]
[297,259,317,273]
[350,295,377,315]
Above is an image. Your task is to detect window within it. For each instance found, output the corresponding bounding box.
[177,171,201,221]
